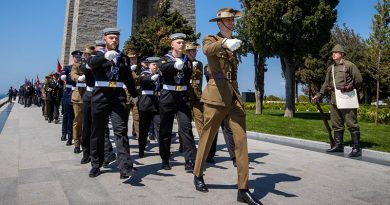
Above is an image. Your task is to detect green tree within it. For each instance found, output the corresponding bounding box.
[123,0,199,57]
[366,0,390,125]
[237,1,268,114]
[239,0,338,117]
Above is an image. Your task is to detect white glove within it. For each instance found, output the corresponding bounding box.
[60,75,66,81]
[192,61,198,68]
[174,58,184,70]
[78,75,85,82]
[131,65,137,71]
[132,97,138,104]
[104,50,118,61]
[223,38,242,51]
[151,74,159,81]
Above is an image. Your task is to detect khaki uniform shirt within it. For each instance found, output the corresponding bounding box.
[188,60,204,101]
[318,59,363,104]
[41,79,49,100]
[126,68,141,104]
[70,63,85,104]
[201,33,243,107]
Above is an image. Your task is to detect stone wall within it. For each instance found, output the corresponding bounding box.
[68,0,117,64]
[60,0,75,67]
[170,0,195,30]
[61,0,117,66]
[132,0,195,32]
[61,0,196,66]
[132,0,158,33]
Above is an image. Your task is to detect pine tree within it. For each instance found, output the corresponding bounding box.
[123,0,199,57]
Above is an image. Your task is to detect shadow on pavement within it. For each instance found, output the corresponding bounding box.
[250,173,301,199]
[0,102,13,134]
[122,162,179,186]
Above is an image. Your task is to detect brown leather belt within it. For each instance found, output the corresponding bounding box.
[208,72,236,81]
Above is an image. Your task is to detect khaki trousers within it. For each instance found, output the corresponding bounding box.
[128,103,140,137]
[44,100,49,117]
[330,103,359,132]
[190,100,204,136]
[193,99,249,189]
[72,103,83,147]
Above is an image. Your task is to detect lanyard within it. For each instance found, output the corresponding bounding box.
[165,52,187,63]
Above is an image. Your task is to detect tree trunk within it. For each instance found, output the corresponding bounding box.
[364,85,370,104]
[295,81,299,103]
[375,49,381,125]
[375,78,379,125]
[254,53,265,114]
[281,56,296,118]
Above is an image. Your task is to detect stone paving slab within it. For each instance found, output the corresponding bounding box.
[0,102,389,205]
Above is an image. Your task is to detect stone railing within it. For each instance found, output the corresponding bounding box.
[0,97,9,108]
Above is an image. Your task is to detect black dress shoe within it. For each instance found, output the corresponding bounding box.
[80,156,90,164]
[185,160,195,172]
[237,189,262,205]
[179,145,183,153]
[103,153,116,168]
[74,147,81,154]
[161,160,171,170]
[169,152,175,160]
[61,134,66,141]
[89,168,100,178]
[54,119,60,124]
[206,157,215,164]
[148,134,156,141]
[194,175,208,192]
[120,166,137,179]
[139,151,145,158]
[66,141,72,146]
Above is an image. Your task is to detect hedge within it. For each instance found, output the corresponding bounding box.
[245,102,390,124]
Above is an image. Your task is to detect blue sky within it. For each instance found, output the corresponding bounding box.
[0,0,377,96]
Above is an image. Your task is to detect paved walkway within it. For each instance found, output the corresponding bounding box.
[0,102,389,205]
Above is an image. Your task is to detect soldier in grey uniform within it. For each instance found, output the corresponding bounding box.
[313,44,363,157]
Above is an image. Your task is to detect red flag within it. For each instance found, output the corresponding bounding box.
[36,75,40,87]
[57,59,62,73]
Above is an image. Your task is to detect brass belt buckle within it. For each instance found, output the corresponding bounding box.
[226,72,232,80]
[108,81,117,87]
[175,85,182,91]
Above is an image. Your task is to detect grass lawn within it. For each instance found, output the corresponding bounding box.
[245,110,390,153]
